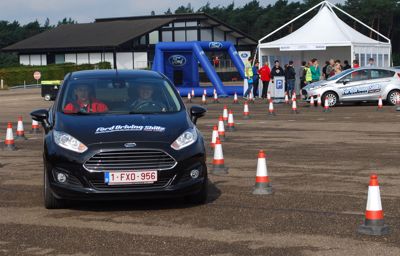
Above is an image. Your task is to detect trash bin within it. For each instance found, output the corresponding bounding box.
[41,80,62,101]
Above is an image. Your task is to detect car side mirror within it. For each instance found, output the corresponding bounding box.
[190,105,206,125]
[31,109,50,132]
[342,78,351,85]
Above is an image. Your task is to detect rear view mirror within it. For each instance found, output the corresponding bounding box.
[31,109,50,132]
[190,105,206,124]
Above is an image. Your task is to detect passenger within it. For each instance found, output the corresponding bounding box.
[63,84,108,113]
[129,83,166,112]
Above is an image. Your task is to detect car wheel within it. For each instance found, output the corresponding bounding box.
[44,94,51,101]
[44,166,65,209]
[322,91,338,107]
[386,90,400,105]
[184,178,208,205]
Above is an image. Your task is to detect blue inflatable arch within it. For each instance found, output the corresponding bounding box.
[152,41,245,96]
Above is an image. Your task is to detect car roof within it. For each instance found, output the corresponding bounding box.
[69,69,164,80]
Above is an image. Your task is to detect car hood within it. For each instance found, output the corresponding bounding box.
[303,80,329,90]
[54,111,191,145]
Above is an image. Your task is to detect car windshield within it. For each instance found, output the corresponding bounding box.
[60,77,181,114]
[327,68,354,81]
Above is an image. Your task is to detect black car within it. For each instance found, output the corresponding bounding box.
[31,70,207,209]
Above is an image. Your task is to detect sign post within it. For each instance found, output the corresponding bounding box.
[272,76,285,103]
[33,71,41,85]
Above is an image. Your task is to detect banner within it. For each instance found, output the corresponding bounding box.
[272,76,285,101]
[238,51,251,64]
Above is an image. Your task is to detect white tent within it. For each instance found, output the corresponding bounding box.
[258,1,391,85]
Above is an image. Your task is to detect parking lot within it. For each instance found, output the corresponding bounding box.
[0,88,399,255]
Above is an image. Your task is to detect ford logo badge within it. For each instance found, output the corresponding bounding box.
[209,42,223,49]
[240,53,249,58]
[124,143,137,148]
[168,55,186,67]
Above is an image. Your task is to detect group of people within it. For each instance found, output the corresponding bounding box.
[243,56,373,97]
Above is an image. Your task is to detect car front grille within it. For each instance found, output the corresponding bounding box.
[84,149,177,172]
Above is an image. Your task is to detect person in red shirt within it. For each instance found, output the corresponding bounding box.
[63,84,108,113]
[258,62,271,99]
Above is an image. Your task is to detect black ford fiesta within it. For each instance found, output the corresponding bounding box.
[31,70,207,209]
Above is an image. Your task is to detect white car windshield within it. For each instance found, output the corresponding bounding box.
[327,69,354,81]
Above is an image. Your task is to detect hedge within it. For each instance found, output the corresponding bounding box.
[0,62,111,87]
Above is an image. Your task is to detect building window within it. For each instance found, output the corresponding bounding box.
[149,30,159,44]
[55,54,65,64]
[186,29,198,41]
[174,22,185,28]
[162,31,173,42]
[174,30,185,41]
[214,29,224,41]
[185,21,197,27]
[200,29,212,41]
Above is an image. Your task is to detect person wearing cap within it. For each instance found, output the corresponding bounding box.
[63,84,108,113]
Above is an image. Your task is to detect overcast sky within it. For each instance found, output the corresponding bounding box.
[1,0,345,25]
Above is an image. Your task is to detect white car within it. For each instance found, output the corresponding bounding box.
[302,67,400,106]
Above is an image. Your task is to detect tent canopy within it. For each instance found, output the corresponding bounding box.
[260,5,389,49]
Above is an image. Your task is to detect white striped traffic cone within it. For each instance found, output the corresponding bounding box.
[317,94,322,107]
[310,94,315,107]
[253,150,272,195]
[203,88,207,96]
[268,99,276,116]
[191,88,195,97]
[292,98,299,114]
[323,97,330,112]
[227,110,235,131]
[187,92,192,103]
[213,88,216,95]
[284,92,289,104]
[243,101,250,119]
[31,119,40,134]
[213,91,219,103]
[211,137,228,174]
[210,125,219,149]
[291,92,296,102]
[249,91,254,104]
[233,92,239,104]
[217,116,226,141]
[201,94,207,105]
[15,116,27,140]
[377,96,383,111]
[358,174,389,236]
[222,105,228,124]
[267,91,271,101]
[4,122,16,151]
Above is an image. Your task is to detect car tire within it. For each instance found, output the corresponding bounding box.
[321,91,338,107]
[184,178,208,205]
[44,94,51,101]
[44,167,65,209]
[386,89,400,106]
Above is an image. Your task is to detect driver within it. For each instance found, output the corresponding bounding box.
[130,83,166,112]
[64,84,108,113]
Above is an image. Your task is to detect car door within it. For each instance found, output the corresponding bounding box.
[362,69,394,100]
[336,69,371,101]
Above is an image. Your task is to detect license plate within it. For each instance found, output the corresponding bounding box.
[105,170,157,185]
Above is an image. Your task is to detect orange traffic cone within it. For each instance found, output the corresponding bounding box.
[291,92,296,103]
[310,94,315,107]
[227,110,235,131]
[191,88,195,97]
[15,116,27,140]
[222,105,228,124]
[253,150,272,195]
[292,98,299,114]
[323,97,331,112]
[243,101,250,119]
[268,99,276,116]
[233,92,239,104]
[201,94,207,105]
[317,94,322,107]
[217,116,226,141]
[210,125,219,149]
[284,92,289,104]
[31,119,40,134]
[211,137,228,174]
[213,91,219,103]
[4,122,16,151]
[358,174,389,235]
[377,96,383,111]
[187,92,192,103]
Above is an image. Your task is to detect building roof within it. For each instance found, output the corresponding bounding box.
[260,2,390,49]
[3,13,256,53]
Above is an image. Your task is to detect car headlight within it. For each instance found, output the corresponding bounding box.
[53,130,88,153]
[171,128,198,150]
